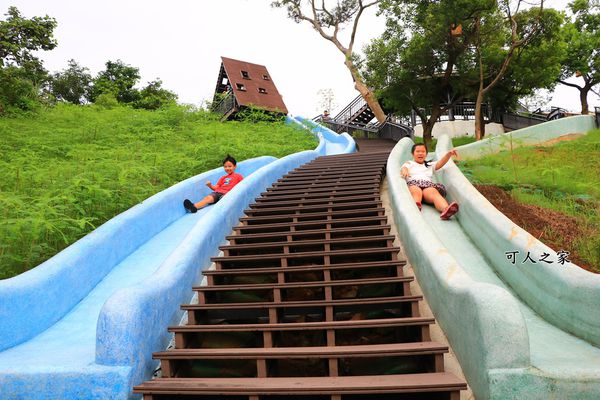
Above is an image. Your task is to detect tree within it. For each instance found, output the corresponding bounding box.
[90,60,141,104]
[364,0,491,147]
[558,0,600,114]
[364,0,565,145]
[0,6,57,68]
[272,0,387,123]
[50,59,92,104]
[0,6,56,113]
[316,88,336,115]
[133,79,178,110]
[483,8,566,114]
[471,0,553,140]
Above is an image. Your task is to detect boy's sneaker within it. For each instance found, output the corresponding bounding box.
[183,199,198,213]
[440,202,459,220]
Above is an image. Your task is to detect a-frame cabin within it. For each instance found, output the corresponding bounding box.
[212,57,288,120]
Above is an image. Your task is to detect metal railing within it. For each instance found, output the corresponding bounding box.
[332,94,369,123]
[411,102,492,125]
[378,116,414,141]
[500,107,567,131]
[314,111,413,141]
[212,90,236,116]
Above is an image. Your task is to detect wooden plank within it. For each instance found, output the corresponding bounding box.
[169,317,435,333]
[153,342,449,359]
[133,373,467,394]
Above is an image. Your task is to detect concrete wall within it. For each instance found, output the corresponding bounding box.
[457,115,596,159]
[413,120,504,139]
[386,138,530,399]
[438,132,600,348]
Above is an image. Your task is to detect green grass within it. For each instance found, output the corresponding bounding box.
[0,103,317,279]
[459,129,600,269]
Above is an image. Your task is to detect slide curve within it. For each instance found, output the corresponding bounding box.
[0,116,354,399]
[387,115,600,399]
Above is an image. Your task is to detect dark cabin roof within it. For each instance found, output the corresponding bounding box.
[219,57,288,114]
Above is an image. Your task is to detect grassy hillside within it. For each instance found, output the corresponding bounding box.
[0,104,317,279]
[459,129,600,270]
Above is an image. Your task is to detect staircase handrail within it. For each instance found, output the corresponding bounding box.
[333,94,368,123]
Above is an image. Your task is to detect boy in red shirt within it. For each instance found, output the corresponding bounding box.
[183,154,243,213]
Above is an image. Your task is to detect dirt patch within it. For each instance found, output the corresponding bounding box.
[537,133,584,146]
[475,184,596,273]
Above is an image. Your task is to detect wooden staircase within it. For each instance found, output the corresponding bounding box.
[134,150,466,400]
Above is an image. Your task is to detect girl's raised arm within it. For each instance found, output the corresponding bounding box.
[435,149,458,170]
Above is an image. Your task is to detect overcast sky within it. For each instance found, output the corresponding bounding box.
[5,0,599,117]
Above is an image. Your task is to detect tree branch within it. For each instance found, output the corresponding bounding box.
[349,1,379,53]
[557,79,583,89]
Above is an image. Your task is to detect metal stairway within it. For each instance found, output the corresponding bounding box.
[134,149,466,400]
[319,95,413,142]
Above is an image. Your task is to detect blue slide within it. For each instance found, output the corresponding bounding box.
[0,117,355,399]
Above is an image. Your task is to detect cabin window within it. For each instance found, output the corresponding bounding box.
[241,70,250,79]
[221,77,229,85]
[236,83,246,91]
[258,87,268,94]
[263,74,270,80]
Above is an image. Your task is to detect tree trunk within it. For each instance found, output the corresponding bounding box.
[580,88,589,114]
[422,119,436,150]
[345,58,387,123]
[421,106,443,150]
[474,89,486,140]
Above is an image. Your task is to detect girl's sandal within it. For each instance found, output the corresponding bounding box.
[440,202,459,220]
[416,201,422,211]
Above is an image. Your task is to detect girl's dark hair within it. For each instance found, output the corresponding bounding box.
[411,143,432,167]
[411,143,427,153]
[223,154,237,165]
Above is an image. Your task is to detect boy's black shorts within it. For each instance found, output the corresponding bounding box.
[209,192,224,203]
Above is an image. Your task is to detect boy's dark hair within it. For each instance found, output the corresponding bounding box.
[223,154,237,165]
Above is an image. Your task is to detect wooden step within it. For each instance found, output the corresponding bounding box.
[257,188,379,201]
[239,208,386,223]
[273,175,380,186]
[203,260,406,278]
[220,235,396,253]
[170,317,435,333]
[182,294,421,311]
[226,225,392,244]
[249,194,380,208]
[155,342,449,378]
[193,275,411,292]
[232,216,389,234]
[211,247,400,264]
[243,200,382,216]
[156,341,447,360]
[263,184,379,196]
[133,372,466,397]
